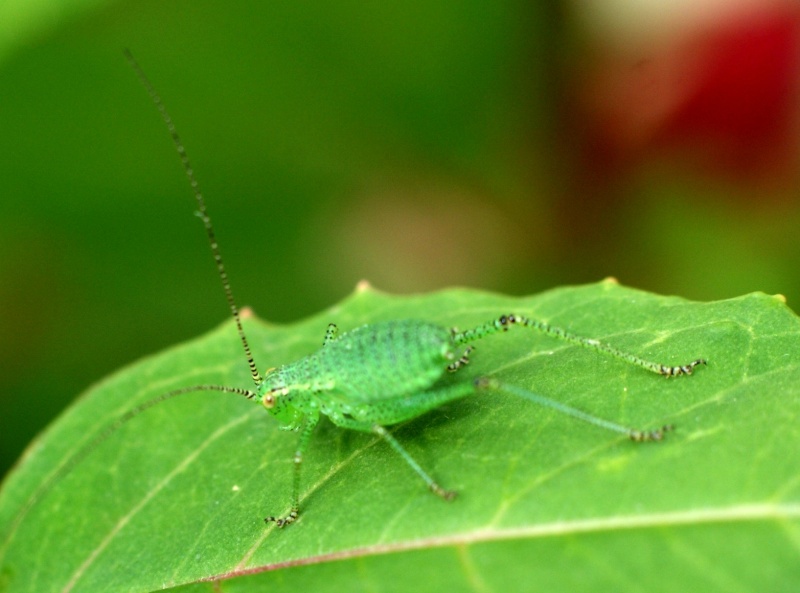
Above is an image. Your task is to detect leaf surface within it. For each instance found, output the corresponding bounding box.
[1,281,798,592]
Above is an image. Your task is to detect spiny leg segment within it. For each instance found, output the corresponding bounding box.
[453,314,707,377]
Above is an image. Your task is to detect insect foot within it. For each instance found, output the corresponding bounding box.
[264,510,299,528]
[628,424,674,442]
[430,483,458,501]
[658,359,707,377]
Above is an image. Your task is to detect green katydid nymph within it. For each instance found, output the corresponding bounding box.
[12,51,709,534]
[123,50,707,527]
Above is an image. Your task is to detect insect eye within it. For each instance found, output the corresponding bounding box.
[262,395,275,409]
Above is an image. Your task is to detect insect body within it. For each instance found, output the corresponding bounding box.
[5,52,706,537]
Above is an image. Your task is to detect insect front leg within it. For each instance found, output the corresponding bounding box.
[265,414,320,528]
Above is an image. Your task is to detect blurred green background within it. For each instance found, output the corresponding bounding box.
[1,1,799,479]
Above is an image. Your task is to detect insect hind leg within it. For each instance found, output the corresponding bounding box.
[453,314,707,378]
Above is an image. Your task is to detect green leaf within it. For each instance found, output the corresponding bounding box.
[1,280,798,592]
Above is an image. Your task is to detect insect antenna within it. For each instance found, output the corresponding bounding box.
[124,48,263,387]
